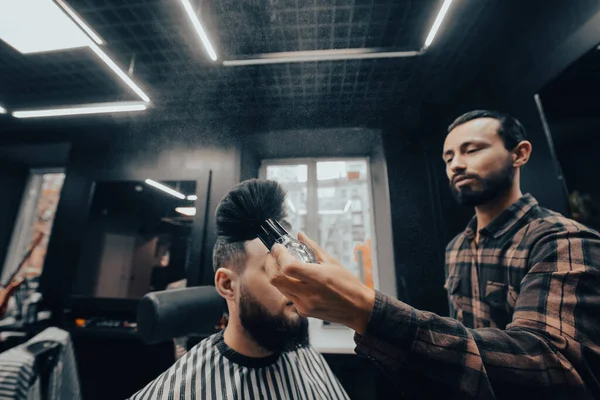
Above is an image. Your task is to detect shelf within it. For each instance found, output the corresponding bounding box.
[308,317,356,355]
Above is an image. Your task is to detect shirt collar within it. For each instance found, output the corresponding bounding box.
[215,330,282,368]
[463,194,538,240]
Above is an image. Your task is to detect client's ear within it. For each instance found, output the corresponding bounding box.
[214,268,238,301]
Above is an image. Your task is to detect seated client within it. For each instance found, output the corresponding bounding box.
[130,179,349,399]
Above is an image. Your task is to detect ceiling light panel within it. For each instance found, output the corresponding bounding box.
[0,0,91,54]
[55,0,104,45]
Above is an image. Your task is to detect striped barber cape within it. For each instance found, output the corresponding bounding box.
[129,331,349,400]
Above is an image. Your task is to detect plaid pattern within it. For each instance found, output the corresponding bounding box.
[355,195,600,399]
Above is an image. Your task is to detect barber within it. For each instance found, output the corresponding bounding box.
[265,110,600,399]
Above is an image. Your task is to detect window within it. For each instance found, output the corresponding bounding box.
[263,158,377,289]
[2,170,65,291]
[265,164,308,235]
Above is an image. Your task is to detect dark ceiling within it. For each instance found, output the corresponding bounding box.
[541,46,600,120]
[0,0,577,131]
[0,0,499,129]
[540,44,600,145]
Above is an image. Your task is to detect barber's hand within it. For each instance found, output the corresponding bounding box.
[266,232,375,335]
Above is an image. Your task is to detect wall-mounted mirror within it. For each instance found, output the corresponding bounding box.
[72,180,198,299]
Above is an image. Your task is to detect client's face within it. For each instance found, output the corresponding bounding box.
[237,239,309,353]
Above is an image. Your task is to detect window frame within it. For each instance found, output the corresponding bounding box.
[260,157,380,291]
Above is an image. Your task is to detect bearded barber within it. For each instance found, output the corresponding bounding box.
[266,110,600,399]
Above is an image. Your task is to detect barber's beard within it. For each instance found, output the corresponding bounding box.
[450,159,515,207]
[238,284,309,353]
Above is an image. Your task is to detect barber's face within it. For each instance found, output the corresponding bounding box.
[443,118,515,206]
[238,239,309,352]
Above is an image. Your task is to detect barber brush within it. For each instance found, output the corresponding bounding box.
[216,179,316,263]
[257,219,316,263]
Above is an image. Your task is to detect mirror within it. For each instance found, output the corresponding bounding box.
[72,180,197,299]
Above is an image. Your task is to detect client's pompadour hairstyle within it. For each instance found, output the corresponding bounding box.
[213,179,288,272]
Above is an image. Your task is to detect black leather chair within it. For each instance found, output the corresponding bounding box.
[136,286,225,345]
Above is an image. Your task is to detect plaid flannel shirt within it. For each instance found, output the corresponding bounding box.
[354,195,600,399]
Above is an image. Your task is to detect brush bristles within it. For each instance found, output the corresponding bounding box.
[216,179,288,242]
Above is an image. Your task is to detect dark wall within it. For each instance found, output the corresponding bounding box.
[379,128,449,314]
[558,135,600,210]
[242,128,383,162]
[0,159,28,274]
[39,120,241,313]
[0,143,70,168]
[472,1,600,100]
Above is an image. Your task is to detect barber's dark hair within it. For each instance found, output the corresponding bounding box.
[213,179,288,272]
[448,110,527,150]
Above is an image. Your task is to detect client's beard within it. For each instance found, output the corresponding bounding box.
[450,158,515,207]
[238,284,309,353]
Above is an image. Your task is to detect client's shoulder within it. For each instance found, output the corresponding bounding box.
[284,345,328,366]
[190,331,223,350]
[128,333,222,399]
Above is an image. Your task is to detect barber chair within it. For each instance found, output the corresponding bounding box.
[136,286,225,345]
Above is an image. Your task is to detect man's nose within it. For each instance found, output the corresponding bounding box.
[449,156,466,175]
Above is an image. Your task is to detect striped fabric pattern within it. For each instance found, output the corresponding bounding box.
[0,345,36,400]
[354,195,600,399]
[31,327,80,400]
[0,327,80,400]
[130,331,349,400]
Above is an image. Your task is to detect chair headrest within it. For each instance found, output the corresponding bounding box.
[137,286,225,344]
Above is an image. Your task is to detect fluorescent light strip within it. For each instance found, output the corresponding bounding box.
[0,106,6,114]
[12,101,147,118]
[89,43,150,102]
[55,0,104,45]
[175,207,197,216]
[179,0,217,61]
[55,2,150,103]
[223,48,422,66]
[145,179,186,200]
[187,195,198,201]
[424,0,453,49]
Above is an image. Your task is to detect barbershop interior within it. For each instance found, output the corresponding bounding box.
[1,0,600,399]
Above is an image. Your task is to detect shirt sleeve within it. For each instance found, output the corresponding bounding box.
[354,228,600,399]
